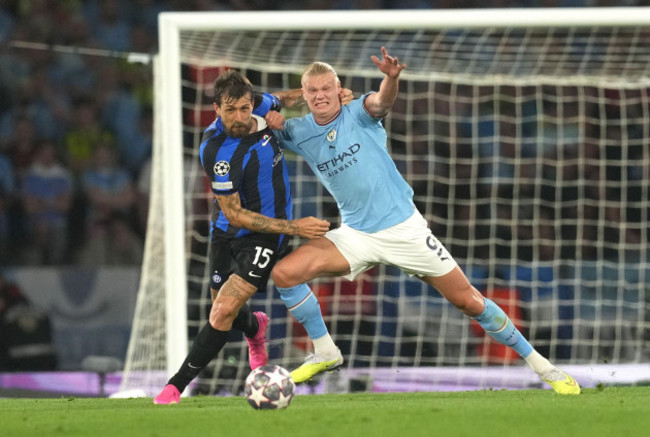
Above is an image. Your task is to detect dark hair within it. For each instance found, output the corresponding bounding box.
[213,70,253,106]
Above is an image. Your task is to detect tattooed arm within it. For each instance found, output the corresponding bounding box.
[215,191,330,239]
[273,87,354,109]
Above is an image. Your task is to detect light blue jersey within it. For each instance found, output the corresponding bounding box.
[275,94,414,233]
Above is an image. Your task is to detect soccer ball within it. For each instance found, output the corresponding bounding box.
[244,364,295,410]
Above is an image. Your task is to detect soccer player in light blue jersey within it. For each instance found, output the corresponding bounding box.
[270,47,580,395]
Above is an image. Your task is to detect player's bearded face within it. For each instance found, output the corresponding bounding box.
[302,73,342,124]
[216,95,255,138]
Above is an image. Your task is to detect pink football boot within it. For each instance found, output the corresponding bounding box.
[247,312,269,370]
[153,384,181,404]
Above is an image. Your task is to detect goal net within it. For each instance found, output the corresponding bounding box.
[120,8,650,396]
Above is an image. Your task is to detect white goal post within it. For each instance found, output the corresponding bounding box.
[120,8,650,396]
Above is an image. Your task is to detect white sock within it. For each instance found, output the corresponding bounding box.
[312,333,339,358]
[523,350,555,374]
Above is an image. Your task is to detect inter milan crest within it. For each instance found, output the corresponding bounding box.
[214,160,230,176]
[327,128,337,142]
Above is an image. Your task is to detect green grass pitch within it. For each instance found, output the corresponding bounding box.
[2,387,649,437]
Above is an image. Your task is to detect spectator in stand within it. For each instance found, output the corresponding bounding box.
[85,0,132,53]
[64,98,115,177]
[0,0,14,44]
[0,19,71,141]
[97,62,151,175]
[1,67,71,143]
[129,0,169,31]
[78,212,144,266]
[21,141,74,265]
[0,26,32,121]
[81,142,136,246]
[0,116,36,180]
[0,271,28,369]
[0,272,58,371]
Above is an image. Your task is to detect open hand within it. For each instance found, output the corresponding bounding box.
[371,46,407,79]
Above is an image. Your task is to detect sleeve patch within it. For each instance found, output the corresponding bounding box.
[214,160,230,176]
[212,181,233,190]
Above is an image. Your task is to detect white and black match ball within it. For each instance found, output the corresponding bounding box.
[244,364,295,410]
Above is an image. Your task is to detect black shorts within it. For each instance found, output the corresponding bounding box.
[209,233,290,291]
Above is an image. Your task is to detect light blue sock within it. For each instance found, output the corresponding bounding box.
[473,297,533,358]
[276,284,328,340]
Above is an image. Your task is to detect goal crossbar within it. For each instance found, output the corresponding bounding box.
[159,8,650,31]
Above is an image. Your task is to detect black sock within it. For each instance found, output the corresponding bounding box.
[232,304,259,338]
[168,323,229,392]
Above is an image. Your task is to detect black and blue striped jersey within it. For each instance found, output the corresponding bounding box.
[199,94,292,238]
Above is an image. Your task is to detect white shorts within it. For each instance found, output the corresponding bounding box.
[325,210,458,281]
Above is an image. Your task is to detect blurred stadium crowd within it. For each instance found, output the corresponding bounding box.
[0,0,645,267]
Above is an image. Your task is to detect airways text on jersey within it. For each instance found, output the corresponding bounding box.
[317,143,361,177]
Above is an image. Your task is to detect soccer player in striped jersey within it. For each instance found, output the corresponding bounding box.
[154,70,330,404]
[268,47,580,395]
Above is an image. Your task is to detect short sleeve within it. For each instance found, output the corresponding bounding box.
[209,158,239,195]
[253,93,281,117]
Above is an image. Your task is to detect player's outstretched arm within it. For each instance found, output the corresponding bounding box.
[364,46,407,118]
[273,89,304,108]
[273,88,353,109]
[216,192,330,239]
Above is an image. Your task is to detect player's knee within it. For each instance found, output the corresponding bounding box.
[271,262,299,288]
[209,301,238,329]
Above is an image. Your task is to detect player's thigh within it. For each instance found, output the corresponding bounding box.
[274,237,351,282]
[209,237,235,290]
[380,216,457,278]
[231,233,288,288]
[209,234,287,291]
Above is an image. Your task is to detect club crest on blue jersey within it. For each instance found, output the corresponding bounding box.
[327,129,337,142]
[214,160,230,176]
[272,150,283,167]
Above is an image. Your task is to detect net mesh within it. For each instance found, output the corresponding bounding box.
[121,19,650,396]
